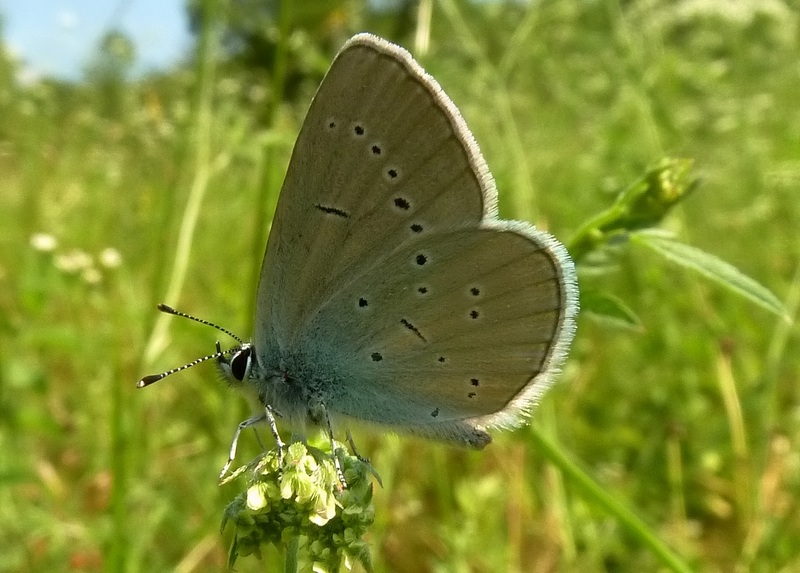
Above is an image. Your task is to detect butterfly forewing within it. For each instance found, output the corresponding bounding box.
[256,37,494,353]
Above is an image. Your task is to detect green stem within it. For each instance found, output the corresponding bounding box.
[566,205,628,263]
[109,317,127,572]
[531,427,694,573]
[142,0,223,366]
[284,536,299,573]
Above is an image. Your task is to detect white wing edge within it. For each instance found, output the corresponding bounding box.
[342,33,500,220]
[469,219,579,431]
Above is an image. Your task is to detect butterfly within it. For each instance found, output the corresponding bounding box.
[139,33,578,479]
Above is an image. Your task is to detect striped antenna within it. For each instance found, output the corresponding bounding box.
[137,304,246,387]
[138,342,236,388]
[155,303,245,344]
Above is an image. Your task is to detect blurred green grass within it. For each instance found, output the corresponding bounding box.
[2,0,799,571]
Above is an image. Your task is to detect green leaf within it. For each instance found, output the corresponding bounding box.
[227,534,239,570]
[632,230,788,319]
[581,290,644,331]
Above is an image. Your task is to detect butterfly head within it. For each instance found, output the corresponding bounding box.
[216,342,255,388]
[136,304,257,390]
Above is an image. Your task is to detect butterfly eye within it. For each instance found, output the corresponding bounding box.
[229,347,252,381]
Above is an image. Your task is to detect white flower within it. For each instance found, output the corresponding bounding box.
[246,483,270,511]
[99,248,122,269]
[82,267,102,285]
[30,233,58,252]
[54,249,93,273]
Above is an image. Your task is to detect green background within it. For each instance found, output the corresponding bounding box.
[2,0,798,571]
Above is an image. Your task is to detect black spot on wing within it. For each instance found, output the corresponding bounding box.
[400,318,427,342]
[315,204,350,218]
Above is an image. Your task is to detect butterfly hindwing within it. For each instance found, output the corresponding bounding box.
[302,224,574,432]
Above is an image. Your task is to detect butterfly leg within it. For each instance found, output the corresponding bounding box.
[219,412,266,480]
[218,405,284,480]
[321,404,347,486]
[346,429,370,464]
[264,404,285,469]
[252,426,266,452]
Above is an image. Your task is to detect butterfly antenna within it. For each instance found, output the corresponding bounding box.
[138,341,234,388]
[156,303,245,344]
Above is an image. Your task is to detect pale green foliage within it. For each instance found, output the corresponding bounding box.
[2,0,800,571]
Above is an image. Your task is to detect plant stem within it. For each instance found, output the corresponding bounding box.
[284,537,299,573]
[531,426,694,573]
[142,0,223,366]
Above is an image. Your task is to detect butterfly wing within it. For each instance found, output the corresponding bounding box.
[256,34,495,354]
[304,223,576,445]
[254,34,577,446]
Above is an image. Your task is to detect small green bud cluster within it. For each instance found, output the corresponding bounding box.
[222,441,376,572]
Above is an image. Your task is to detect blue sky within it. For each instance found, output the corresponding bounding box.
[1,0,192,80]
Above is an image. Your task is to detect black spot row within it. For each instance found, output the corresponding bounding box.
[368,344,482,402]
[325,119,397,174]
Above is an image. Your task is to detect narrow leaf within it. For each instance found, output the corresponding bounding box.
[581,290,644,331]
[633,230,788,319]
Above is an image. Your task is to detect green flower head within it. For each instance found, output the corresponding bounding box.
[221,438,377,572]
